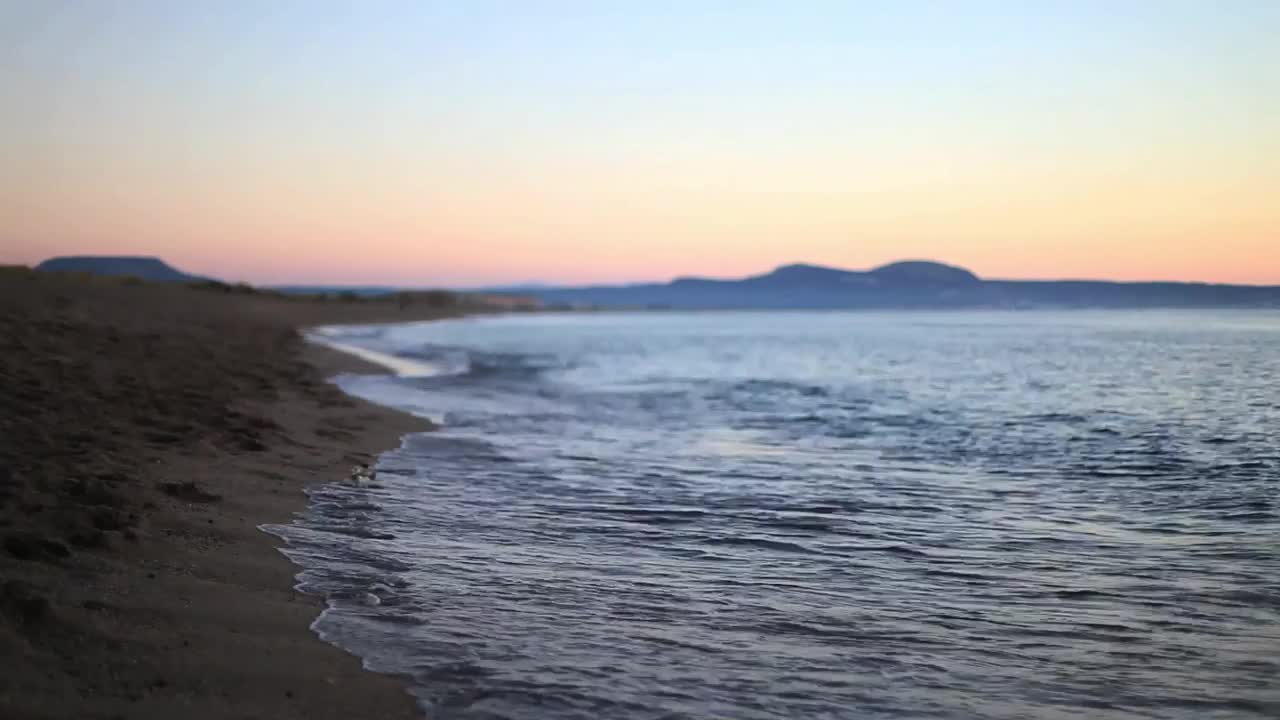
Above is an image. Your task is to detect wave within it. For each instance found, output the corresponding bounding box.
[307,327,457,378]
[313,325,567,387]
[280,311,1280,720]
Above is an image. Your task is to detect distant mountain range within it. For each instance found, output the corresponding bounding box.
[495,260,1280,309]
[36,256,205,283]
[34,256,1280,309]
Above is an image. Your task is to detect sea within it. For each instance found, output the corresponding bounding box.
[268,310,1280,720]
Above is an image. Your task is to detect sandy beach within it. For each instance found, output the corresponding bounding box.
[0,269,496,719]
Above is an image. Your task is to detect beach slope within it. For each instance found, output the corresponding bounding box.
[0,270,482,719]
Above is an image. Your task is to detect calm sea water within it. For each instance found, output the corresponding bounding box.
[271,311,1280,719]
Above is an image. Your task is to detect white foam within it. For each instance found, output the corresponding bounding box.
[307,333,443,378]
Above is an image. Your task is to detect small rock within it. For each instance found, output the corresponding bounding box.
[157,481,221,503]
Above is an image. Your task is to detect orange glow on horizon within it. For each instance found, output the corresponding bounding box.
[2,2,1277,287]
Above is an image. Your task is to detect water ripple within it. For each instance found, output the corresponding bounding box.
[282,311,1280,720]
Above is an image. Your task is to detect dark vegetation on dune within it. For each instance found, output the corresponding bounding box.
[192,278,464,308]
[35,256,471,309]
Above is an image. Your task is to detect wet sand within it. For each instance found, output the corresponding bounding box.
[0,269,500,719]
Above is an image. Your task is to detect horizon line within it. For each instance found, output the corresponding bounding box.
[23,255,1280,290]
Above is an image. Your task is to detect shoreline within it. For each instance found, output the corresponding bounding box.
[306,325,449,378]
[0,271,486,719]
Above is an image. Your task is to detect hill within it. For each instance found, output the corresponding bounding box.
[36,256,205,283]
[498,260,1280,309]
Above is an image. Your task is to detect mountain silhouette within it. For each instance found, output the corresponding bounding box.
[36,256,204,283]
[504,260,1280,309]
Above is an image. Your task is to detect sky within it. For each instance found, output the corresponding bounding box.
[2,1,1278,286]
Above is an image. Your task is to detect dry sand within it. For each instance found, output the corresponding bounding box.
[0,269,502,719]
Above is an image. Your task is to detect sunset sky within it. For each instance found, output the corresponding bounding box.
[2,1,1277,286]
